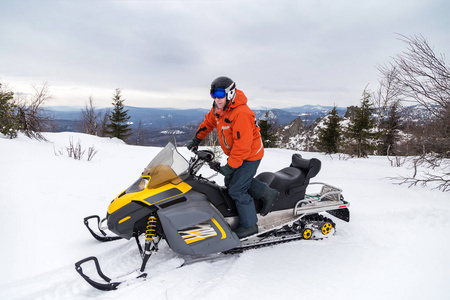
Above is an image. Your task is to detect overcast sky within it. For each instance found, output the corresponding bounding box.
[1,0,449,109]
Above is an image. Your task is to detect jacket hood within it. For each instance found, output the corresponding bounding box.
[212,89,247,114]
[228,89,247,109]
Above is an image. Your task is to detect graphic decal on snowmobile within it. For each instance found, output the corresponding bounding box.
[75,143,350,291]
[179,220,219,244]
[118,216,131,224]
[211,217,227,239]
[178,217,228,244]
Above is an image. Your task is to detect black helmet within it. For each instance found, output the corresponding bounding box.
[210,76,236,101]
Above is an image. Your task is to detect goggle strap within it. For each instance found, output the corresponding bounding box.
[210,82,236,99]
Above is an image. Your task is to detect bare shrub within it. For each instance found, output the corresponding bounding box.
[16,82,53,140]
[62,137,98,161]
[66,137,85,160]
[87,145,98,161]
[381,34,449,191]
[53,143,64,156]
[392,155,450,192]
[205,128,223,161]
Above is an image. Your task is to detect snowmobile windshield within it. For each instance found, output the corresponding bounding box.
[126,143,189,193]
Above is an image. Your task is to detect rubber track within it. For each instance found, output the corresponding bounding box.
[223,235,305,254]
[224,215,335,255]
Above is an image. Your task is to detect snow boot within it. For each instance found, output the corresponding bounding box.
[235,224,258,239]
[260,186,279,216]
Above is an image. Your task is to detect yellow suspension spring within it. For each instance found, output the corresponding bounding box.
[145,216,157,242]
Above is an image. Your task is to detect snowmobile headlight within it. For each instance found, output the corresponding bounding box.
[138,178,149,191]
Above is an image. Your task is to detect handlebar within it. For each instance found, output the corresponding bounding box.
[191,147,214,162]
[197,150,214,162]
[189,149,217,176]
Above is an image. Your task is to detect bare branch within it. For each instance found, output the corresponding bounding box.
[393,34,450,120]
[16,82,53,140]
[80,96,99,135]
[391,155,450,192]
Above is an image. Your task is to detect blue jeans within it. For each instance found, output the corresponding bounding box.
[225,160,267,228]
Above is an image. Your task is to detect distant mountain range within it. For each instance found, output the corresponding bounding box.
[46,105,346,130]
[45,104,432,147]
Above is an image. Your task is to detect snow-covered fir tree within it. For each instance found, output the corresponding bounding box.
[315,106,342,154]
[0,83,19,139]
[105,88,132,142]
[344,90,378,158]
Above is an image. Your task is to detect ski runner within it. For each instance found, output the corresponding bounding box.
[186,76,279,238]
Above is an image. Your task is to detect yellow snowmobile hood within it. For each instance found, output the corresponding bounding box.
[108,172,192,214]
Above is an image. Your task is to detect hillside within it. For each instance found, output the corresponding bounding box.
[46,105,344,145]
[47,105,341,128]
[45,104,433,147]
[0,132,449,300]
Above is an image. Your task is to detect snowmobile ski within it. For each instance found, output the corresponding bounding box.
[75,256,140,291]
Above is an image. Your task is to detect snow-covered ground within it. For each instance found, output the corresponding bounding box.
[0,132,449,300]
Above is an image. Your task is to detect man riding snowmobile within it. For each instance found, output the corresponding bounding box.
[74,79,350,291]
[186,76,279,238]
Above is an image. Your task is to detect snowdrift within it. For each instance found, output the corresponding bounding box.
[0,132,449,300]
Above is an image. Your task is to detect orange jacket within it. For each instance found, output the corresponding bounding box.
[195,89,264,168]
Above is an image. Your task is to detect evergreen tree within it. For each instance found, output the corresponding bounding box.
[105,88,132,142]
[258,112,277,148]
[316,106,342,154]
[379,101,401,156]
[345,90,377,158]
[0,83,19,139]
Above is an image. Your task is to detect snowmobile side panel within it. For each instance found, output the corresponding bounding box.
[158,190,240,255]
[184,176,237,217]
[107,202,156,239]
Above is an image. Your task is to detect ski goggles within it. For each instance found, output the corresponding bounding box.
[210,88,227,99]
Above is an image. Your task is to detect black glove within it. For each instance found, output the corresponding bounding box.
[208,161,221,172]
[186,137,202,151]
[219,164,235,177]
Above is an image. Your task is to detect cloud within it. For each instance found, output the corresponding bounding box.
[1,0,449,108]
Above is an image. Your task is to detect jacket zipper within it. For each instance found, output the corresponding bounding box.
[221,126,231,149]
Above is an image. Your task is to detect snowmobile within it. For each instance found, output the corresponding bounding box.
[75,143,350,291]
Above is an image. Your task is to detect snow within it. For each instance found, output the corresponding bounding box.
[159,130,185,135]
[1,132,449,300]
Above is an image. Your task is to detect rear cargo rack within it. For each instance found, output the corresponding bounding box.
[294,183,350,222]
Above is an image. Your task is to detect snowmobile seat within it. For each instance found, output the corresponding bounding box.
[289,154,321,188]
[285,154,321,197]
[256,154,321,210]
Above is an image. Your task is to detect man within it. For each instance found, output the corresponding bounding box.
[186,76,279,239]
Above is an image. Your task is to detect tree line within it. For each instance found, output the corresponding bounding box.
[312,35,448,161]
[257,34,449,191]
[0,85,133,142]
